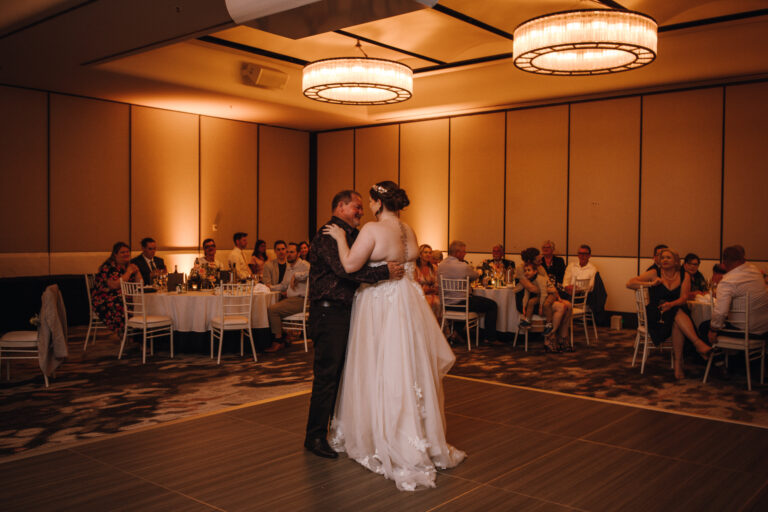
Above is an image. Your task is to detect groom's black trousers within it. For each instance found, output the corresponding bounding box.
[305,301,352,441]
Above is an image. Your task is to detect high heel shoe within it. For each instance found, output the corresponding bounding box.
[543,334,560,353]
[559,336,573,352]
[695,343,712,360]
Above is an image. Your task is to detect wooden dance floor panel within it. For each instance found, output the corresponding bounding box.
[2,376,767,511]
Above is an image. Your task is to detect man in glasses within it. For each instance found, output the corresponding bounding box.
[195,238,223,269]
[563,244,598,296]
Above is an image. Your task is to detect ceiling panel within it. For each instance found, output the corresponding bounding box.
[439,0,583,33]
[624,0,768,25]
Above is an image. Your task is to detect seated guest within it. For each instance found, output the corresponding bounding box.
[249,239,268,276]
[194,238,223,269]
[682,253,708,298]
[540,240,565,285]
[228,232,253,281]
[432,249,444,266]
[438,240,498,343]
[563,244,598,295]
[519,262,543,327]
[704,245,768,345]
[414,244,440,318]
[266,242,310,352]
[130,237,166,285]
[482,244,515,277]
[647,244,668,272]
[263,240,288,286]
[92,242,141,334]
[710,263,726,293]
[627,248,712,380]
[518,257,571,351]
[298,241,310,261]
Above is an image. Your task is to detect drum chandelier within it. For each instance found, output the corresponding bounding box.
[513,9,657,76]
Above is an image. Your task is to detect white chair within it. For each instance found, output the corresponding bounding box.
[703,292,765,391]
[83,273,107,351]
[0,285,68,387]
[118,281,174,364]
[440,276,480,350]
[211,282,256,364]
[631,286,673,374]
[282,284,310,352]
[513,287,546,352]
[569,278,598,349]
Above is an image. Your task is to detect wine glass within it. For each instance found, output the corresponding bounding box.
[657,300,667,324]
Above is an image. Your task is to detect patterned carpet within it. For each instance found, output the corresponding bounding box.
[1,326,766,460]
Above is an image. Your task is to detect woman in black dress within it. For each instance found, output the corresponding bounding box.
[627,248,711,379]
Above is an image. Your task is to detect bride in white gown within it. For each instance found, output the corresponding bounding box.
[322,181,465,491]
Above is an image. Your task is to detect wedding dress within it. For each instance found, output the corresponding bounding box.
[329,253,466,491]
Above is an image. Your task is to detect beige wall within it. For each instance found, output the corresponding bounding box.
[316,130,353,223]
[0,87,311,277]
[315,81,768,312]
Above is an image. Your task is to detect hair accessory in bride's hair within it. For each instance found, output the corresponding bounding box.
[371,184,389,195]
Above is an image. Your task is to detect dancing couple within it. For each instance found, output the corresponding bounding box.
[303,181,465,491]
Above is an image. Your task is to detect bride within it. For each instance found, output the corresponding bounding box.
[322,180,465,491]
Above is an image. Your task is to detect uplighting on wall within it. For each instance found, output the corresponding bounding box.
[513,9,657,76]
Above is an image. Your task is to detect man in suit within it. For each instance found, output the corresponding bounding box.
[263,240,288,286]
[130,237,166,285]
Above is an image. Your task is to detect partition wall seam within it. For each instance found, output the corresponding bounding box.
[637,96,644,275]
[256,124,261,240]
[397,124,401,185]
[446,119,451,250]
[502,111,507,255]
[719,86,726,257]
[198,116,202,252]
[308,132,318,237]
[128,105,132,249]
[352,129,356,190]
[46,93,51,276]
[565,104,571,259]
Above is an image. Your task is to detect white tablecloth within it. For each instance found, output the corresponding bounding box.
[688,297,713,328]
[472,286,520,333]
[144,291,279,332]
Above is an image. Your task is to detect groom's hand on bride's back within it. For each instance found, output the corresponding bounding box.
[387,262,405,280]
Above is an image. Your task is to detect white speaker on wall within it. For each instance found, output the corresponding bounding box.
[240,63,288,90]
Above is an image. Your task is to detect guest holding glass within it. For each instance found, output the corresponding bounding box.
[627,247,711,379]
[414,244,441,318]
[91,242,141,334]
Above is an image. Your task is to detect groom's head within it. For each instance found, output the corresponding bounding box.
[332,190,364,228]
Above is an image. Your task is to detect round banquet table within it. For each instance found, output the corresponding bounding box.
[144,290,280,332]
[687,297,713,328]
[472,285,520,333]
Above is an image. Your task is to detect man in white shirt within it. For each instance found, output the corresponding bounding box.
[263,240,288,286]
[266,242,310,352]
[227,232,252,281]
[437,240,498,343]
[707,245,768,342]
[563,244,598,295]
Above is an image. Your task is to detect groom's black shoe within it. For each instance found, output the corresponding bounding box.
[304,437,338,459]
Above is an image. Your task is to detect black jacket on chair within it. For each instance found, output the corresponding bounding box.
[130,255,166,285]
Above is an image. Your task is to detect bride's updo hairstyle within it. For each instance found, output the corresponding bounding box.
[370,180,410,215]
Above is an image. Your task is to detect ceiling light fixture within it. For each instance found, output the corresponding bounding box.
[302,41,413,105]
[513,9,657,76]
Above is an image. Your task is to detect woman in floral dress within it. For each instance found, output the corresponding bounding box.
[91,242,141,334]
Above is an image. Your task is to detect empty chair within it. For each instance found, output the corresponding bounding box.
[569,278,598,349]
[281,282,310,352]
[440,276,480,350]
[0,284,68,387]
[632,286,673,374]
[118,281,174,364]
[211,282,256,364]
[83,273,107,351]
[703,292,766,391]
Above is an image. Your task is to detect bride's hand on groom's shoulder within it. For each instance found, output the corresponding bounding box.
[387,262,405,280]
[322,223,345,242]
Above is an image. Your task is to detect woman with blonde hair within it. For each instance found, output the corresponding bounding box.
[414,244,440,318]
[627,248,711,379]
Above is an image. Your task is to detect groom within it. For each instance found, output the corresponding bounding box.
[304,189,404,458]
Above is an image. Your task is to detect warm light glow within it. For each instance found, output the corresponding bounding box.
[513,10,657,75]
[303,58,413,105]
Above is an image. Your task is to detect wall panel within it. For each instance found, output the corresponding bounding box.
[450,112,505,252]
[723,82,768,260]
[641,89,722,259]
[569,98,640,257]
[355,125,399,226]
[400,119,449,250]
[259,126,309,244]
[506,105,568,254]
[0,86,48,253]
[50,95,129,253]
[200,116,258,253]
[316,130,354,223]
[131,107,199,249]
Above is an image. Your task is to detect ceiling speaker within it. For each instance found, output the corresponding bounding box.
[240,63,288,89]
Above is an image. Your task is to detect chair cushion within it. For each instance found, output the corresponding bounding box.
[0,330,39,343]
[283,313,308,322]
[444,311,479,320]
[211,315,249,327]
[572,307,586,315]
[127,315,172,326]
[715,336,765,349]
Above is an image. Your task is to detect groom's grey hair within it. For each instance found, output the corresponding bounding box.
[448,240,466,256]
[331,190,361,211]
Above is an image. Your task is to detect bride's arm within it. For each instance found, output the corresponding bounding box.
[323,223,375,273]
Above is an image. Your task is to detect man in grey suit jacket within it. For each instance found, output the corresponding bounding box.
[262,240,288,286]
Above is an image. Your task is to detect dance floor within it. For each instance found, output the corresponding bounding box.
[2,376,767,511]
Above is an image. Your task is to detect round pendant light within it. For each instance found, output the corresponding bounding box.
[513,9,657,76]
[303,57,413,105]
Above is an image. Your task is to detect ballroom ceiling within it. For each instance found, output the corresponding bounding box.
[1,0,767,130]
